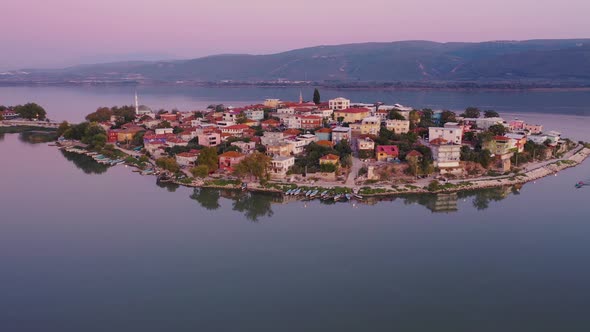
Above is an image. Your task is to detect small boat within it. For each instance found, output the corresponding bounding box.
[285,189,293,195]
[295,189,301,195]
[345,194,352,200]
[353,194,363,200]
[320,190,328,198]
[305,190,312,197]
[310,190,319,198]
[333,194,342,201]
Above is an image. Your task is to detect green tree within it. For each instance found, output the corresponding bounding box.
[13,103,47,120]
[484,110,500,118]
[320,163,337,173]
[313,88,321,105]
[461,107,481,118]
[233,152,271,181]
[56,121,70,137]
[198,147,219,172]
[131,131,145,147]
[190,165,210,178]
[156,157,180,173]
[334,139,352,156]
[440,110,457,125]
[80,122,107,149]
[388,110,405,120]
[112,106,137,123]
[488,124,507,136]
[156,121,172,128]
[86,107,113,122]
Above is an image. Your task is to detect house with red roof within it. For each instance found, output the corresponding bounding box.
[219,151,246,172]
[261,119,280,130]
[319,153,340,165]
[376,145,399,162]
[315,127,332,141]
[220,124,250,137]
[299,115,322,130]
[175,150,200,167]
[334,107,370,123]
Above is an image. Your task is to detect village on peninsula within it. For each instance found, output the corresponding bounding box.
[2,90,589,202]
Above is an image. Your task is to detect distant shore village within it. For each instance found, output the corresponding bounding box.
[3,91,583,194]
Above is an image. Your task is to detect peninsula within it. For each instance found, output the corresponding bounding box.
[2,93,589,201]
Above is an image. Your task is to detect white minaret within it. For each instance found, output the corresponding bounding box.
[134,90,139,115]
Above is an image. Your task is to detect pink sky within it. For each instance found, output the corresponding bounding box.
[1,0,589,70]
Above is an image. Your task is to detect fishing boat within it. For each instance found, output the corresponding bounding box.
[333,194,342,201]
[320,190,328,198]
[310,190,319,198]
[285,189,293,195]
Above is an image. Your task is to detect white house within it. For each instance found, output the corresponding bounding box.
[528,135,548,145]
[277,107,295,115]
[332,126,352,144]
[430,144,462,174]
[261,132,285,146]
[269,156,295,179]
[385,119,410,134]
[175,152,199,167]
[155,128,174,135]
[231,141,257,154]
[328,97,350,111]
[245,109,264,121]
[283,116,301,129]
[428,126,463,145]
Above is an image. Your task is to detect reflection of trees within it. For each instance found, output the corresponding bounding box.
[60,150,109,175]
[467,186,512,210]
[401,186,516,213]
[156,180,179,192]
[189,188,221,211]
[19,131,57,144]
[189,188,275,221]
[232,192,274,222]
[0,133,4,141]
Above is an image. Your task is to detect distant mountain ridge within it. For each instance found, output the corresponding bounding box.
[4,39,590,85]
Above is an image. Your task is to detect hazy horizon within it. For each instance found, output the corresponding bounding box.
[2,0,589,71]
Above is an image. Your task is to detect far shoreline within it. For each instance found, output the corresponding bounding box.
[2,82,590,93]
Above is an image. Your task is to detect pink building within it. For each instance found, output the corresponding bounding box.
[197,131,221,147]
[509,120,525,131]
[219,151,246,172]
[525,123,543,134]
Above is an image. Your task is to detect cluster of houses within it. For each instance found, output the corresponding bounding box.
[0,109,19,120]
[96,94,562,181]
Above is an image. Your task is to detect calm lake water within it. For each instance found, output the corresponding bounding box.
[0,85,589,122]
[1,86,590,331]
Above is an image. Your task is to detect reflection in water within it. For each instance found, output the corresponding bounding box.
[189,188,276,222]
[18,131,57,144]
[60,150,109,175]
[0,133,4,141]
[156,180,180,192]
[231,191,275,222]
[189,188,221,210]
[188,186,522,220]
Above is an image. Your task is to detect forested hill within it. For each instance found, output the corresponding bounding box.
[6,39,590,85]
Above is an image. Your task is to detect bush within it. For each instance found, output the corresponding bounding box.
[190,165,209,178]
[427,180,441,192]
[320,163,337,173]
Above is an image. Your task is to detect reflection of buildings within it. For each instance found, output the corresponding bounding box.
[426,193,458,213]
